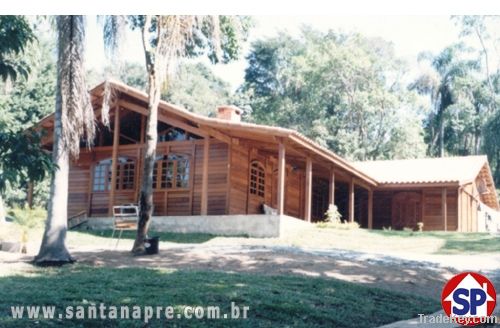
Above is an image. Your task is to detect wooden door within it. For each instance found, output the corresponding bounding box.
[391,192,421,230]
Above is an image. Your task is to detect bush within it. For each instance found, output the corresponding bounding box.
[324,204,341,223]
[8,206,46,231]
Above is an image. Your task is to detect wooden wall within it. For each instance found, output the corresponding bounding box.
[67,152,92,217]
[227,142,305,218]
[70,139,230,218]
[421,188,458,231]
[372,187,461,231]
[192,141,229,215]
[458,183,479,232]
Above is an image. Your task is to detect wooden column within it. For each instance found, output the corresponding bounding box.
[27,181,34,209]
[304,157,312,222]
[201,138,210,215]
[368,189,373,229]
[140,115,145,144]
[442,187,447,231]
[457,187,461,232]
[277,142,286,215]
[348,177,355,222]
[328,170,335,206]
[108,107,120,215]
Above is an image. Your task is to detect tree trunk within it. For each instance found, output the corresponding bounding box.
[34,84,74,265]
[0,194,5,223]
[439,116,445,157]
[132,71,160,254]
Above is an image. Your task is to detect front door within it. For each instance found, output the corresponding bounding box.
[391,192,421,230]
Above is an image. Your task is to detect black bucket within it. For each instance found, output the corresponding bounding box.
[144,236,160,255]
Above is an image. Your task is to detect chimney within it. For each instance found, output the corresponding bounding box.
[216,105,242,123]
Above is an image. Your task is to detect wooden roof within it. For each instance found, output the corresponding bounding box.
[35,79,500,208]
[36,80,377,186]
[354,155,499,209]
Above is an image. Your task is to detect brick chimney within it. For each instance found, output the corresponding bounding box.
[216,105,242,122]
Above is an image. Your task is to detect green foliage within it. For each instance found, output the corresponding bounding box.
[484,109,500,185]
[0,16,36,82]
[164,62,232,116]
[0,37,56,129]
[0,131,54,194]
[127,15,252,65]
[412,43,483,156]
[8,205,46,230]
[240,28,426,161]
[324,204,341,223]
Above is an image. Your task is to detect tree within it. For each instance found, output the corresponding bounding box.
[164,62,232,116]
[411,44,479,157]
[0,132,53,222]
[0,15,36,222]
[0,16,35,83]
[35,16,95,265]
[114,16,250,254]
[240,28,426,161]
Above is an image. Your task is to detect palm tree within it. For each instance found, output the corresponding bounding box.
[34,16,95,265]
[411,45,477,157]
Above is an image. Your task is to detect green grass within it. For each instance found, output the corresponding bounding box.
[369,230,500,254]
[0,265,439,327]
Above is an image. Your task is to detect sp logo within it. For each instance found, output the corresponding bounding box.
[441,272,496,326]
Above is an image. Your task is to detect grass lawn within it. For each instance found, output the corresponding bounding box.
[74,229,219,244]
[0,265,439,327]
[368,230,500,254]
[277,227,500,255]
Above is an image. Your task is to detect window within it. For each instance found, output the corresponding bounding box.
[93,159,112,191]
[153,154,190,189]
[116,158,135,190]
[249,161,265,198]
[92,157,135,192]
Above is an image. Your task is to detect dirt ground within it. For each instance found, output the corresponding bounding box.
[1,242,465,300]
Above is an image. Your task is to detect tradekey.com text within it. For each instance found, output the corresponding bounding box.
[11,302,250,323]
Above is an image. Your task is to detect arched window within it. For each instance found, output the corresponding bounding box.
[92,157,135,192]
[153,154,191,189]
[249,161,265,198]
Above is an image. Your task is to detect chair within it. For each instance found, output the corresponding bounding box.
[111,204,139,248]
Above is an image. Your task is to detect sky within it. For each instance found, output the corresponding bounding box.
[85,15,469,90]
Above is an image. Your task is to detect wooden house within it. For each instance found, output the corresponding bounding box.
[36,80,499,232]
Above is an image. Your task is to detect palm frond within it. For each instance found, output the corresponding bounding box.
[57,15,95,158]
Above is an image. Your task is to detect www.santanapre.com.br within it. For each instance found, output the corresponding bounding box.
[11,302,250,323]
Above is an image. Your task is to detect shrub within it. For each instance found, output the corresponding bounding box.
[324,204,341,223]
[8,206,46,231]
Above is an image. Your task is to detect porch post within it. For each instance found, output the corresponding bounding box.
[305,157,312,222]
[201,137,210,215]
[442,187,447,231]
[368,189,373,229]
[348,177,354,222]
[108,107,120,215]
[277,142,286,215]
[328,169,335,207]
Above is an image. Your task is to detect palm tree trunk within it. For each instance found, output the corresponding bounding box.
[34,84,73,264]
[132,70,160,254]
[439,116,445,157]
[35,15,91,265]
